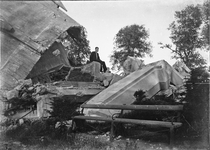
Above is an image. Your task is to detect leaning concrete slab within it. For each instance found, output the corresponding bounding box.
[83,60,184,117]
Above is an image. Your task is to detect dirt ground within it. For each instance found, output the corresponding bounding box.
[0,126,208,150]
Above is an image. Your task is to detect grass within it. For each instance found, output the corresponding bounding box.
[1,122,209,150]
[2,132,208,150]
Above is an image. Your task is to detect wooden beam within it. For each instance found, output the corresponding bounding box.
[170,126,175,146]
[73,116,182,128]
[54,88,103,95]
[110,122,114,142]
[81,104,184,111]
[52,81,104,88]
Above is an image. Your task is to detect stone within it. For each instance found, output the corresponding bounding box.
[110,74,123,85]
[6,89,19,100]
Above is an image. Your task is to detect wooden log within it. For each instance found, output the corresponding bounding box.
[81,104,183,111]
[52,81,103,88]
[54,88,103,95]
[177,112,181,122]
[110,122,114,142]
[170,126,175,146]
[73,116,182,128]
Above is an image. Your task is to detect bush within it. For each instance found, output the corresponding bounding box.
[178,66,209,143]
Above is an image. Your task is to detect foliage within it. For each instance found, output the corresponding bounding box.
[180,67,209,138]
[2,118,55,144]
[2,96,83,143]
[49,26,91,81]
[61,26,91,66]
[200,0,210,48]
[72,133,110,149]
[49,96,80,121]
[188,66,209,83]
[110,24,152,71]
[47,96,88,139]
[124,90,182,122]
[133,90,147,105]
[133,89,184,105]
[159,4,206,68]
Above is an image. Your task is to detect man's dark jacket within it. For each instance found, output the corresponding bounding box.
[90,52,100,62]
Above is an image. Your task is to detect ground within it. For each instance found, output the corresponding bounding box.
[0,125,208,150]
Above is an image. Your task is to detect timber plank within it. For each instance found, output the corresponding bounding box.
[73,116,182,128]
[81,104,184,111]
[55,88,103,95]
[51,81,105,89]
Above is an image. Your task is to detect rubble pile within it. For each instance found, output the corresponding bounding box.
[1,79,49,118]
[66,68,95,82]
[64,61,123,87]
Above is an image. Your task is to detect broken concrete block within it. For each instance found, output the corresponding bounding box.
[110,74,123,85]
[6,89,19,100]
[103,80,109,87]
[103,72,114,82]
[14,79,33,91]
[15,79,32,86]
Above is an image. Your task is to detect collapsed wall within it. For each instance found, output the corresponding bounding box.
[0,1,81,90]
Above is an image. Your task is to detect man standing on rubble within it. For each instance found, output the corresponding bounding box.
[90,47,107,72]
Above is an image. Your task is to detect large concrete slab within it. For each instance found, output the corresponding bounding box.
[83,60,184,117]
[0,1,81,90]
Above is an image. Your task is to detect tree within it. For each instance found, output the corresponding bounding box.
[63,26,91,66]
[159,5,206,68]
[200,0,210,49]
[110,24,152,70]
[49,26,91,81]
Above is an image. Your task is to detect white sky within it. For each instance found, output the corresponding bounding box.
[62,0,208,68]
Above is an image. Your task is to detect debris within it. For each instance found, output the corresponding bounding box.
[34,85,48,95]
[52,49,60,56]
[103,80,110,87]
[6,89,19,100]
[15,79,32,87]
[18,118,24,125]
[123,56,144,75]
[109,74,123,85]
[115,135,122,140]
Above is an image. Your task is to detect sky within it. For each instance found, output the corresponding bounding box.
[61,0,208,68]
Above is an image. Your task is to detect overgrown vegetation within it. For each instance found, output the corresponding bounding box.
[61,26,91,66]
[1,95,92,146]
[180,67,209,140]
